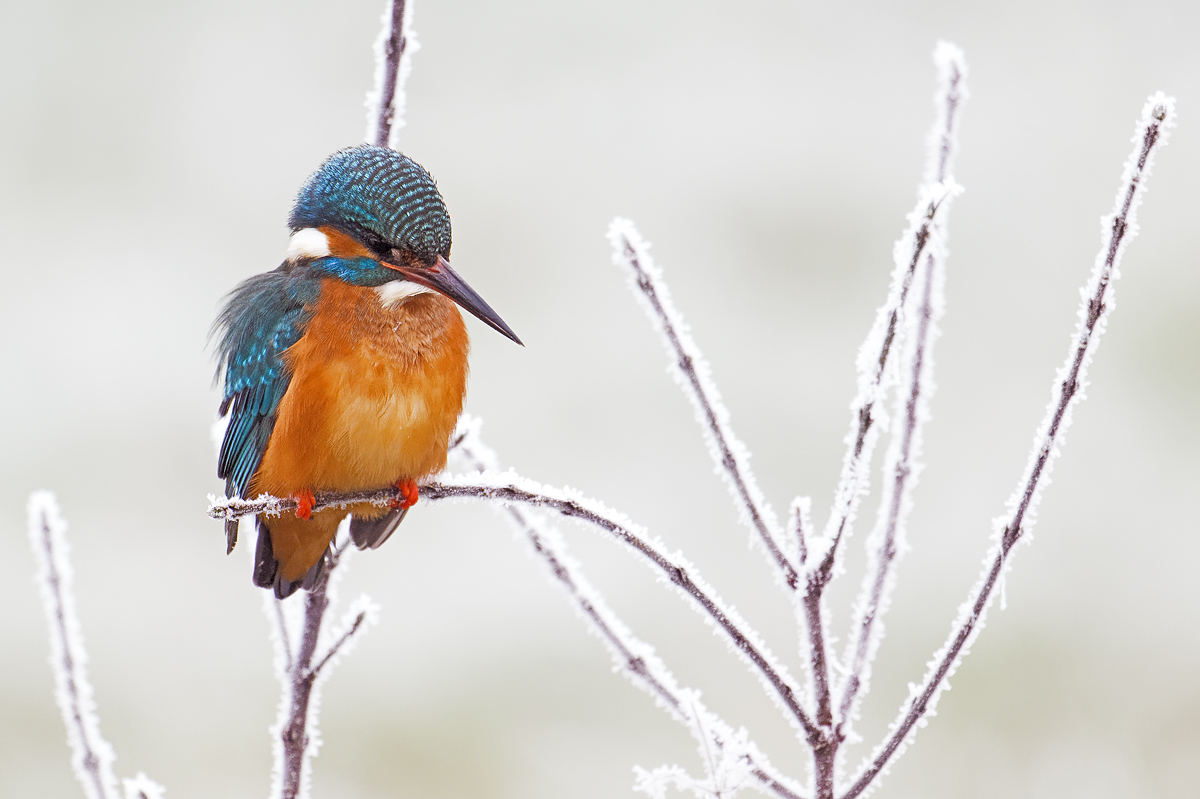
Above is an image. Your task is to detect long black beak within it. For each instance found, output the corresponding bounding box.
[383,255,523,346]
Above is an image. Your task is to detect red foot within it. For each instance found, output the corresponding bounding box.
[295,489,316,520]
[389,479,419,510]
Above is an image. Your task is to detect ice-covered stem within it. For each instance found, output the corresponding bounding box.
[818,42,967,577]
[608,218,796,590]
[269,534,378,799]
[365,0,418,149]
[210,478,821,744]
[449,422,807,799]
[790,498,837,799]
[28,492,122,799]
[837,217,947,732]
[839,92,1175,799]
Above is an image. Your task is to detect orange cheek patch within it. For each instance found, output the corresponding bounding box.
[320,226,377,260]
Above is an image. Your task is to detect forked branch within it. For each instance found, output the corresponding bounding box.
[839,93,1175,799]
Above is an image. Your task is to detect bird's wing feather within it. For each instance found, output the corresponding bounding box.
[214,268,320,498]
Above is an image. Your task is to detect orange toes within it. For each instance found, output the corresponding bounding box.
[295,489,316,520]
[396,479,419,510]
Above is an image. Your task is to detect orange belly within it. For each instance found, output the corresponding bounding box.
[252,279,469,580]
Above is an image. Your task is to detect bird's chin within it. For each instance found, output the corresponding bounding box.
[375,280,436,308]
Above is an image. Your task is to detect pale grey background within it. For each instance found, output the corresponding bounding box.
[1,0,1197,797]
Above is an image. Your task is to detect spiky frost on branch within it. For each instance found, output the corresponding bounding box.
[365,0,419,150]
[449,417,806,799]
[28,493,164,799]
[840,92,1176,799]
[836,44,966,735]
[608,219,796,590]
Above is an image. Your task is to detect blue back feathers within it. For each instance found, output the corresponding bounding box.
[289,144,452,263]
[215,269,320,497]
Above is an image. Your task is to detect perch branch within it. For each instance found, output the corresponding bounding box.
[839,92,1175,799]
[210,475,823,744]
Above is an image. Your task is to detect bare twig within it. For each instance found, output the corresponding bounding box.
[365,0,417,150]
[837,226,945,729]
[818,43,966,581]
[210,474,823,744]
[608,219,797,589]
[28,493,122,799]
[29,493,165,799]
[839,92,1175,799]
[450,421,808,799]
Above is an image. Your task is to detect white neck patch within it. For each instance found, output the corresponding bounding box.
[286,228,331,262]
[375,280,435,308]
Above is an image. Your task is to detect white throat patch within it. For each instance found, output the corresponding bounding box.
[375,280,435,307]
[286,228,331,262]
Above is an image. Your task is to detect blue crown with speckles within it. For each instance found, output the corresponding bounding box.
[288,145,452,263]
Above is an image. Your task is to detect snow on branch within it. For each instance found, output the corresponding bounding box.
[28,492,163,799]
[608,219,797,590]
[449,418,807,799]
[839,91,1176,799]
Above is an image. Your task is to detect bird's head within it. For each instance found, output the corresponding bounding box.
[286,144,521,345]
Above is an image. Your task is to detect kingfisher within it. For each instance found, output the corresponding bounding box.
[214,145,521,598]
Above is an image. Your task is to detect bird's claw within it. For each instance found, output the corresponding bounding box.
[295,489,316,520]
[389,479,419,510]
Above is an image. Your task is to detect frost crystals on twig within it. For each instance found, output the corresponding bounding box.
[28,492,163,799]
[449,418,807,799]
[840,92,1176,799]
[365,0,419,150]
[267,528,380,799]
[608,219,795,590]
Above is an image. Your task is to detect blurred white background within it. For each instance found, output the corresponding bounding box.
[1,0,1197,797]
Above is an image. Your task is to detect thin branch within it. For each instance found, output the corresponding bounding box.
[608,219,797,589]
[839,92,1175,799]
[27,492,122,799]
[365,0,417,150]
[818,43,967,579]
[211,475,823,744]
[837,232,944,729]
[450,421,807,799]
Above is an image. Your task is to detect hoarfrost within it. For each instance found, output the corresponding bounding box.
[28,491,121,799]
[364,0,420,150]
[608,219,796,590]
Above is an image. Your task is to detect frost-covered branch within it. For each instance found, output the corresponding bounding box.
[29,492,121,799]
[818,43,966,577]
[209,474,823,744]
[837,184,953,732]
[449,419,807,799]
[268,530,380,799]
[839,92,1176,799]
[608,219,797,590]
[364,0,418,150]
[28,493,165,799]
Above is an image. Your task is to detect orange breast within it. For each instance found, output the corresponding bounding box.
[252,278,470,498]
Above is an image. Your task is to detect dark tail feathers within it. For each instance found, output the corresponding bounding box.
[349,507,409,550]
[252,518,328,599]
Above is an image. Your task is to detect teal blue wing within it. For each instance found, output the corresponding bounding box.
[215,268,319,498]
